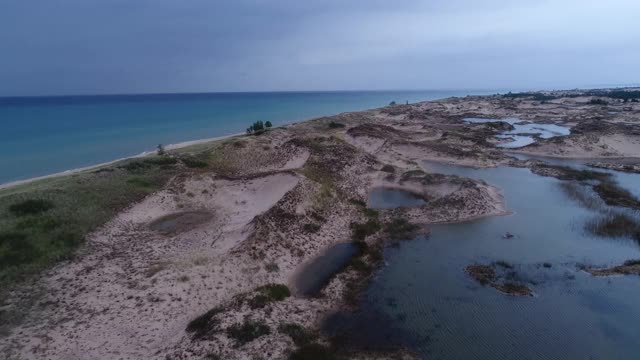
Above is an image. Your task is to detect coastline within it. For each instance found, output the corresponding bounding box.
[0,132,243,191]
[1,88,640,359]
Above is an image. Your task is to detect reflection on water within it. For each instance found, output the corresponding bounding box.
[294,242,361,297]
[465,117,571,148]
[324,160,640,359]
[367,188,427,209]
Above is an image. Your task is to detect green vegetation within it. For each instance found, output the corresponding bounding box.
[248,283,291,309]
[180,156,209,169]
[226,320,271,346]
[186,307,223,339]
[388,101,397,106]
[380,164,395,173]
[586,213,640,241]
[384,218,420,240]
[623,259,640,266]
[328,121,345,129]
[278,323,314,346]
[593,182,640,209]
[0,154,176,292]
[246,120,271,135]
[588,99,609,105]
[289,343,337,360]
[303,223,321,233]
[8,199,54,217]
[350,219,381,241]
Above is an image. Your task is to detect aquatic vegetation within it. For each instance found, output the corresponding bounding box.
[384,218,421,240]
[586,212,640,240]
[592,181,640,209]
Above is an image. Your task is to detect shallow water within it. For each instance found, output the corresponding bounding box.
[325,161,640,359]
[294,242,361,297]
[465,117,570,148]
[367,188,426,209]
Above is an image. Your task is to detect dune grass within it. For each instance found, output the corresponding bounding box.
[0,155,179,292]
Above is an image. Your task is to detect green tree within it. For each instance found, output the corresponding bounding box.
[265,121,272,128]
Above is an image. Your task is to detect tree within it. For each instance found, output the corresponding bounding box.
[265,121,272,128]
[157,144,166,155]
[389,101,397,106]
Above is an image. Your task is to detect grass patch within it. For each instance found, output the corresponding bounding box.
[248,283,291,309]
[289,343,337,360]
[181,156,209,169]
[328,121,345,129]
[593,181,640,209]
[384,218,420,240]
[0,159,175,291]
[8,199,54,217]
[226,320,271,346]
[303,223,321,233]
[278,323,314,346]
[265,262,280,273]
[350,219,381,241]
[186,307,223,339]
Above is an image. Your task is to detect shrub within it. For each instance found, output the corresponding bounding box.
[328,121,345,129]
[181,157,209,168]
[257,283,291,301]
[380,164,395,173]
[156,144,166,155]
[389,101,397,106]
[265,121,273,128]
[384,218,420,240]
[278,323,314,346]
[265,262,280,272]
[9,199,54,217]
[588,99,608,105]
[186,307,223,339]
[226,320,270,345]
[289,343,336,360]
[303,223,321,233]
[247,120,267,134]
[350,219,381,241]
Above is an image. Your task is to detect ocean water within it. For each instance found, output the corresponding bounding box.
[0,90,499,185]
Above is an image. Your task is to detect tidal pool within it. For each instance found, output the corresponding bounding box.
[465,117,571,148]
[324,161,640,359]
[367,188,427,209]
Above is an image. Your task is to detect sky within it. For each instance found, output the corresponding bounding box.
[1,0,639,96]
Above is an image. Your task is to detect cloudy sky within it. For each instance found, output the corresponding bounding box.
[1,0,639,96]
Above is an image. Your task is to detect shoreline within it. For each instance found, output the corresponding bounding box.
[0,132,243,190]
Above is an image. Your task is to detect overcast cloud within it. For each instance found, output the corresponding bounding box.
[1,0,639,96]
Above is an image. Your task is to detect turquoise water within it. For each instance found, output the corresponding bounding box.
[0,90,499,184]
[325,162,640,359]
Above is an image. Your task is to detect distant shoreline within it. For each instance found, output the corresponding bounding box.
[0,132,242,190]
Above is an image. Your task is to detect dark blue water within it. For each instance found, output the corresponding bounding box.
[367,188,427,209]
[0,90,499,184]
[326,162,640,359]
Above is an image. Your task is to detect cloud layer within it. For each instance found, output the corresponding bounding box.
[1,0,639,95]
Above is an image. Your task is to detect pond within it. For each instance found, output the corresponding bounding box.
[324,160,640,359]
[465,117,571,148]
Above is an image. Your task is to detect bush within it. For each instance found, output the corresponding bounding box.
[384,218,420,240]
[350,219,381,241]
[303,223,321,233]
[328,121,345,129]
[181,157,209,168]
[289,343,336,360]
[588,99,608,105]
[9,199,54,217]
[227,320,270,345]
[278,323,314,346]
[186,307,223,339]
[257,283,291,301]
[265,121,273,128]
